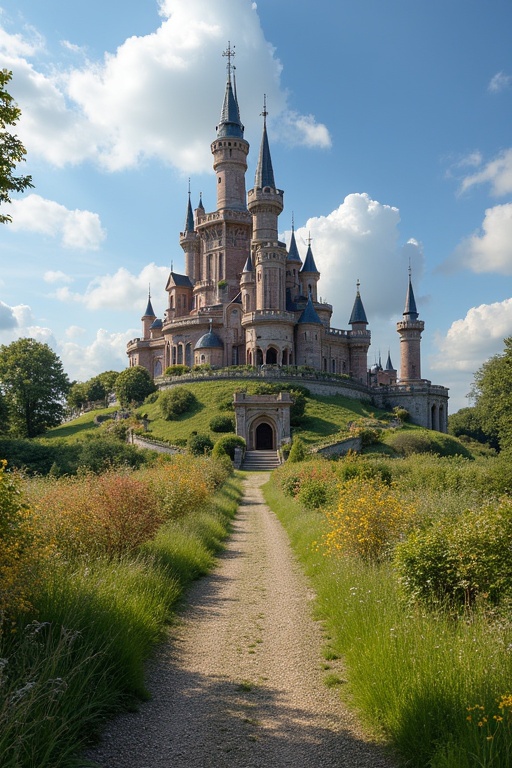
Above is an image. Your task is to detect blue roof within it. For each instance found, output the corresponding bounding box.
[300,244,319,273]
[184,194,194,233]
[150,318,163,330]
[217,77,244,139]
[254,119,275,188]
[349,290,368,325]
[404,276,419,319]
[242,254,253,272]
[298,294,322,325]
[169,272,193,288]
[194,329,224,350]
[385,351,394,370]
[143,296,155,317]
[287,228,302,263]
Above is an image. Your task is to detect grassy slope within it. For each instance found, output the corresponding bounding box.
[45,381,394,447]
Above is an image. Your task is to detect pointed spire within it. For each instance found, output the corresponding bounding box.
[349,280,368,325]
[254,95,276,189]
[298,292,322,325]
[184,181,194,233]
[385,350,394,370]
[242,253,254,272]
[217,42,244,139]
[143,286,155,318]
[403,266,419,320]
[197,192,204,211]
[287,216,302,263]
[301,237,319,273]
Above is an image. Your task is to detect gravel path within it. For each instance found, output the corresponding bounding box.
[86,473,396,768]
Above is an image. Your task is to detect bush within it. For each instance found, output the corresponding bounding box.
[386,429,473,459]
[394,498,512,607]
[187,433,213,456]
[392,406,410,422]
[212,433,245,460]
[323,477,416,562]
[164,365,190,377]
[209,414,236,433]
[158,387,196,420]
[288,437,307,463]
[77,436,147,473]
[115,366,156,407]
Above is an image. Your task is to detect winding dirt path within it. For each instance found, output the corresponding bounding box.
[86,473,395,768]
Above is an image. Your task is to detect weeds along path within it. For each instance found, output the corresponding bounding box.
[86,473,395,768]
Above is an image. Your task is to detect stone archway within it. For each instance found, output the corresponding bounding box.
[255,422,274,450]
[266,347,278,365]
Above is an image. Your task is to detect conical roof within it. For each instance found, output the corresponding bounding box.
[287,226,302,263]
[300,243,319,273]
[254,112,275,189]
[143,293,155,318]
[403,274,419,320]
[385,350,394,370]
[349,285,368,325]
[298,293,322,325]
[217,75,244,139]
[184,193,194,233]
[242,254,254,272]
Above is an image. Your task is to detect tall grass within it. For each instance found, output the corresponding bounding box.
[0,463,243,768]
[263,476,512,768]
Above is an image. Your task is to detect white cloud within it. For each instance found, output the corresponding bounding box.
[459,148,512,196]
[0,301,17,330]
[44,270,74,284]
[0,24,44,57]
[60,328,135,381]
[53,263,170,312]
[450,203,512,275]
[289,193,424,328]
[488,71,512,93]
[65,325,86,339]
[3,0,330,173]
[8,194,106,250]
[0,302,58,348]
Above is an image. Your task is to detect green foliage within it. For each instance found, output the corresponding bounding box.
[385,428,473,458]
[287,436,307,463]
[76,436,147,474]
[187,432,213,455]
[209,413,235,432]
[212,433,245,460]
[394,498,512,607]
[115,366,155,407]
[448,406,497,448]
[164,365,190,377]
[392,406,410,422]
[471,337,512,452]
[0,338,70,438]
[0,70,33,224]
[252,382,308,425]
[158,386,196,420]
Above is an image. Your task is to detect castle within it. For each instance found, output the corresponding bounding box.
[127,46,449,433]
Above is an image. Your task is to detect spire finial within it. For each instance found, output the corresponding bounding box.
[148,284,151,299]
[209,318,213,332]
[292,211,295,231]
[223,41,236,80]
[188,177,191,196]
[261,94,268,125]
[307,231,312,247]
[171,260,173,272]
[356,279,360,293]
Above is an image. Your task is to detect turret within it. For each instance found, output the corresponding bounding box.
[240,253,255,313]
[211,43,249,212]
[142,289,156,340]
[299,238,320,302]
[286,217,302,301]
[397,269,424,381]
[295,293,323,368]
[180,186,200,280]
[348,281,371,383]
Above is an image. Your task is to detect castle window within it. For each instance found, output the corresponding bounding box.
[218,253,223,279]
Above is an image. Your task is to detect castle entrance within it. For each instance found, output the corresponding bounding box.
[255,422,274,450]
[266,348,278,365]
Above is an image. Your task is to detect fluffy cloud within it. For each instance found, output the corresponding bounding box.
[3,0,330,174]
[0,302,58,348]
[488,71,512,93]
[290,193,424,330]
[53,263,170,312]
[0,301,18,330]
[449,203,512,275]
[459,148,512,197]
[9,195,106,250]
[60,328,136,381]
[44,270,74,284]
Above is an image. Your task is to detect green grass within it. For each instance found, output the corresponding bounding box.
[263,477,512,768]
[0,472,243,768]
[43,406,117,442]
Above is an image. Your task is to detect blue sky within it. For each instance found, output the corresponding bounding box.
[1,0,512,413]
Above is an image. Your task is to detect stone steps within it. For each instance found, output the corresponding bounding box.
[242,450,281,471]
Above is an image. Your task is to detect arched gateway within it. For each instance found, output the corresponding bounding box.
[255,422,274,450]
[233,392,292,451]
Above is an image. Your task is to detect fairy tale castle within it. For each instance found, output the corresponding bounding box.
[127,47,449,432]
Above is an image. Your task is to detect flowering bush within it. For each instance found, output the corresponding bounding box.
[323,476,416,561]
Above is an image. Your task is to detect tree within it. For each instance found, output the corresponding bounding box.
[114,366,155,407]
[471,337,512,452]
[448,406,498,450]
[0,338,70,437]
[0,69,33,223]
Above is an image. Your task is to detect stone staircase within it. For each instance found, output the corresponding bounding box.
[242,450,281,472]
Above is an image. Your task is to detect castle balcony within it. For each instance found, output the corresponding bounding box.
[326,327,349,338]
[241,310,296,326]
[196,210,251,227]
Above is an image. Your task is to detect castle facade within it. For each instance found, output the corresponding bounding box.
[127,48,449,432]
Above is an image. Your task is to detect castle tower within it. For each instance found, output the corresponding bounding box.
[397,269,424,381]
[141,289,156,340]
[286,217,302,302]
[348,281,371,383]
[180,187,200,282]
[243,98,294,366]
[212,43,249,212]
[240,253,255,313]
[299,238,320,302]
[295,293,323,368]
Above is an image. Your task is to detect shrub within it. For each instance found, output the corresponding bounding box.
[335,452,391,484]
[392,406,410,422]
[394,498,512,607]
[187,433,213,456]
[77,436,147,473]
[158,387,196,420]
[209,414,236,433]
[213,433,245,460]
[386,429,473,459]
[323,477,416,562]
[217,395,235,412]
[164,365,190,377]
[115,366,156,407]
[144,391,160,404]
[287,437,307,463]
